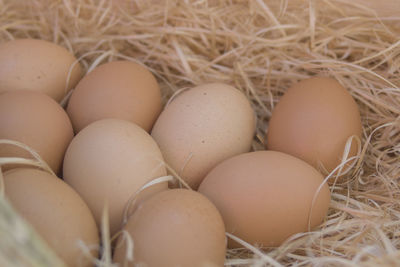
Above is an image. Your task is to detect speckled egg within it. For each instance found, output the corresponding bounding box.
[151,83,255,189]
[0,38,82,102]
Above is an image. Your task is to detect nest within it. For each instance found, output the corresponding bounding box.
[0,0,399,266]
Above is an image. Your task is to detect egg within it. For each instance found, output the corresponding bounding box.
[198,151,330,248]
[266,77,362,175]
[0,90,74,173]
[66,60,162,133]
[151,83,255,189]
[0,39,82,102]
[63,119,168,235]
[113,189,226,267]
[3,168,99,267]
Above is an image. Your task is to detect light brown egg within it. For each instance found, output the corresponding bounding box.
[63,119,167,235]
[3,168,99,267]
[113,189,226,267]
[266,77,362,175]
[0,91,74,173]
[198,151,330,248]
[0,39,82,102]
[67,60,162,133]
[151,83,255,189]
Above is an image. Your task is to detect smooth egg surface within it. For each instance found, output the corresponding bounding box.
[266,77,362,175]
[0,90,73,173]
[67,60,162,133]
[3,168,99,267]
[63,119,167,235]
[113,189,226,267]
[199,150,330,248]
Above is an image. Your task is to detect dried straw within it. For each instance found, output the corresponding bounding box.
[0,0,399,266]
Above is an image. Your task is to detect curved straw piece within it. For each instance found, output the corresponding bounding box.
[165,86,191,107]
[0,139,55,176]
[121,175,174,226]
[225,232,283,267]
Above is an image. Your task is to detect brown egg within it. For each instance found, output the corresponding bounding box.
[113,189,226,267]
[3,168,99,267]
[151,83,255,189]
[198,151,330,248]
[0,91,74,173]
[63,119,168,235]
[266,77,362,175]
[0,39,82,102]
[67,60,162,133]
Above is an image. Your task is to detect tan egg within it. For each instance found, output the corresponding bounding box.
[113,189,226,267]
[67,60,162,133]
[198,151,330,248]
[266,77,362,175]
[151,83,255,189]
[0,91,73,173]
[63,119,168,235]
[0,39,82,102]
[3,168,99,267]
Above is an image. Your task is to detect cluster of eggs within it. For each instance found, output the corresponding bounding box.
[0,39,362,266]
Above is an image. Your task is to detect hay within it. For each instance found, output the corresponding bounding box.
[0,0,399,266]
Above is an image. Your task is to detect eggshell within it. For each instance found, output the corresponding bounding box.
[113,189,226,267]
[151,83,255,189]
[3,168,99,267]
[266,77,362,174]
[0,90,74,173]
[63,119,168,235]
[0,39,82,102]
[198,151,330,248]
[67,60,162,133]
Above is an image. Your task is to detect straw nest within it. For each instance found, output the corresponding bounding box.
[0,0,399,266]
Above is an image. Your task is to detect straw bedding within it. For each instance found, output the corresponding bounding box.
[0,0,399,266]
